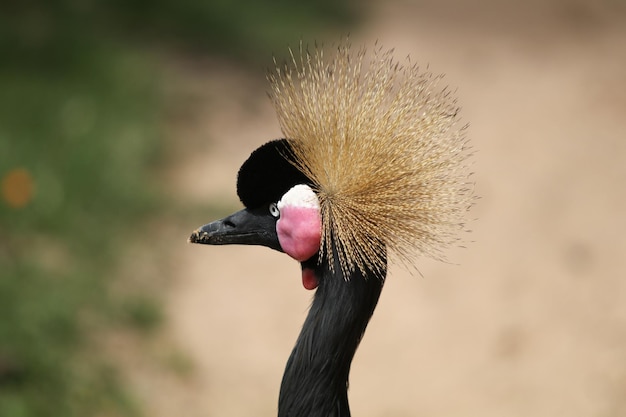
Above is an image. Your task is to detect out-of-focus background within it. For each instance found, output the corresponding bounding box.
[1,1,625,416]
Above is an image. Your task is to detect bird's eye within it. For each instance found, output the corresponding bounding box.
[269,203,280,218]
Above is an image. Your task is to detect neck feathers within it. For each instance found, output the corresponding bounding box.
[278,253,386,417]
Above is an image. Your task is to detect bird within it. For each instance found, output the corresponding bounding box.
[189,41,473,417]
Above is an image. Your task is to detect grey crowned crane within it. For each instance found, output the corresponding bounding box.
[189,41,473,417]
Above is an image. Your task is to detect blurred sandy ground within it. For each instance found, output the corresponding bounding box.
[136,1,626,416]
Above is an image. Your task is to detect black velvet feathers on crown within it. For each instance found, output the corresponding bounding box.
[237,139,310,209]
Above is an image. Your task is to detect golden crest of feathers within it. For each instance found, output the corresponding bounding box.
[268,41,473,277]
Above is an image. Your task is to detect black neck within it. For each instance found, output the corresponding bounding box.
[278,256,386,417]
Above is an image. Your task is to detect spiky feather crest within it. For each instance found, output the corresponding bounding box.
[268,41,473,278]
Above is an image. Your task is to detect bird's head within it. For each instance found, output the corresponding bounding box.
[190,41,474,287]
[189,139,323,288]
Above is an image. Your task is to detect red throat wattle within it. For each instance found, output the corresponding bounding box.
[301,267,319,290]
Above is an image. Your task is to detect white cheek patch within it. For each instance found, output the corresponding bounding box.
[276,184,321,262]
[277,184,320,211]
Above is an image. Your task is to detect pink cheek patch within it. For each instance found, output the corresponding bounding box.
[276,205,321,262]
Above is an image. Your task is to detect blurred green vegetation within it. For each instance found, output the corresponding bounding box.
[0,1,357,416]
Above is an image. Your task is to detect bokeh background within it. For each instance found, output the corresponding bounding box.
[2,0,625,416]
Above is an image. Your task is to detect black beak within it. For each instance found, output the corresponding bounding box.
[189,207,282,252]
